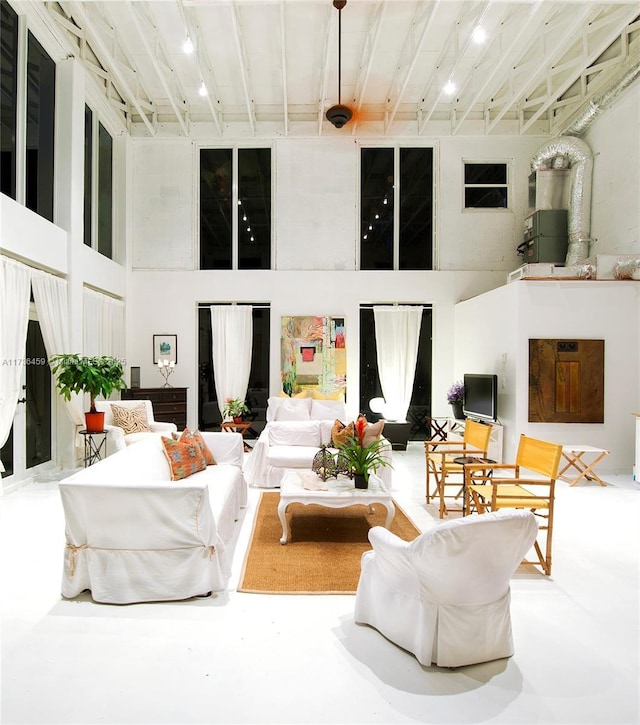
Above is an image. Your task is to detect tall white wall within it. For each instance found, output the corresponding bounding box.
[583,82,640,256]
[454,281,639,473]
[131,134,548,274]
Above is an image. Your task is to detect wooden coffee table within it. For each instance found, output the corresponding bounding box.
[278,469,395,544]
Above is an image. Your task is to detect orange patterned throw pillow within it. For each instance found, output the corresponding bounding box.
[331,419,354,447]
[111,404,151,434]
[161,436,207,481]
[178,428,216,466]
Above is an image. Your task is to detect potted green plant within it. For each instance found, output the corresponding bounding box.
[50,354,126,432]
[222,397,251,423]
[337,416,392,489]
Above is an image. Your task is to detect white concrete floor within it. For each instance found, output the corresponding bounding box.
[1,442,638,724]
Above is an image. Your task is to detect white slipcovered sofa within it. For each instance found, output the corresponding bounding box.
[244,396,393,489]
[354,509,538,668]
[59,431,247,604]
[94,399,177,455]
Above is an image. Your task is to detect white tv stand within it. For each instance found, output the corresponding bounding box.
[447,418,504,463]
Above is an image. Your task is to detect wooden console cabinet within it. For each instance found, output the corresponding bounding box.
[121,387,187,430]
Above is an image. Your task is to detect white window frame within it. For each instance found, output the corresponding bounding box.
[462,159,511,212]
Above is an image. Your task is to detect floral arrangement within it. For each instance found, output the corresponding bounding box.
[222,397,250,419]
[447,380,464,405]
[338,416,391,483]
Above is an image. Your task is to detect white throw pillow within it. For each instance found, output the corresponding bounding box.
[273,400,311,421]
[268,421,321,447]
[266,396,311,421]
[310,399,346,421]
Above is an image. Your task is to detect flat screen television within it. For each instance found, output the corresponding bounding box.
[463,374,498,422]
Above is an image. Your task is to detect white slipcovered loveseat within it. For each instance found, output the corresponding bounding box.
[59,431,247,604]
[244,396,393,489]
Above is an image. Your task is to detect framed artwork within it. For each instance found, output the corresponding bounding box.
[153,334,178,364]
[281,316,346,398]
[528,338,604,423]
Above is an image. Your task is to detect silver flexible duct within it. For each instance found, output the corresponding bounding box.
[531,136,593,265]
[562,57,640,137]
[614,258,640,280]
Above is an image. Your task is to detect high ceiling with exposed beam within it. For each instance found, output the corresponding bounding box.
[34,0,640,138]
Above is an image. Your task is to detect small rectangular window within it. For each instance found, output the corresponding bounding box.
[238,148,271,270]
[360,148,394,270]
[464,162,508,209]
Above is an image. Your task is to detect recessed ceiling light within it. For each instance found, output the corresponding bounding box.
[183,37,194,54]
[443,80,456,96]
[472,26,487,44]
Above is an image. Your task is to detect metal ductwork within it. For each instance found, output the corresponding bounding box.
[531,136,593,266]
[529,56,640,267]
[561,56,640,137]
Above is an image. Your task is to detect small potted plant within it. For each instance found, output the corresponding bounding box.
[222,397,251,423]
[447,380,465,420]
[50,354,126,432]
[337,416,392,489]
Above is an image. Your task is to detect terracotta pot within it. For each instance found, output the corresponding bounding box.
[85,411,105,433]
[233,416,243,424]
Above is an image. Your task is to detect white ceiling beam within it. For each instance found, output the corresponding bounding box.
[62,0,156,136]
[125,0,190,136]
[384,0,439,134]
[452,0,552,135]
[521,4,640,134]
[280,1,289,136]
[485,3,594,134]
[229,1,257,136]
[177,1,224,136]
[417,0,493,135]
[350,1,387,136]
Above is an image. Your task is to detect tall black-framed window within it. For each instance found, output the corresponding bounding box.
[25,30,55,222]
[360,147,434,270]
[197,304,270,435]
[83,107,114,259]
[97,122,113,258]
[0,0,18,199]
[359,305,433,440]
[83,106,93,246]
[200,147,271,270]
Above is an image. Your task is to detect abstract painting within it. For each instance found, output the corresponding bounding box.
[281,316,346,398]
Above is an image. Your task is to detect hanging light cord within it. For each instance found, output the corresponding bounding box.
[337,3,343,104]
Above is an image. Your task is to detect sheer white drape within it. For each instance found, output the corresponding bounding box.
[373,305,423,422]
[83,288,125,360]
[0,258,32,472]
[210,306,253,418]
[31,270,84,427]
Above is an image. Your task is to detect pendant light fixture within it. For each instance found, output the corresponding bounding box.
[326,0,352,129]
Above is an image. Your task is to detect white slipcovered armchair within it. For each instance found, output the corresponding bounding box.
[354,509,538,668]
[95,399,177,455]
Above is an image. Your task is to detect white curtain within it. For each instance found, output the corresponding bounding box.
[210,305,253,418]
[0,258,32,472]
[31,270,84,427]
[83,288,125,360]
[373,305,423,422]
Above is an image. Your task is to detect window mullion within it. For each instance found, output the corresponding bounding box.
[393,147,400,270]
[232,146,239,270]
